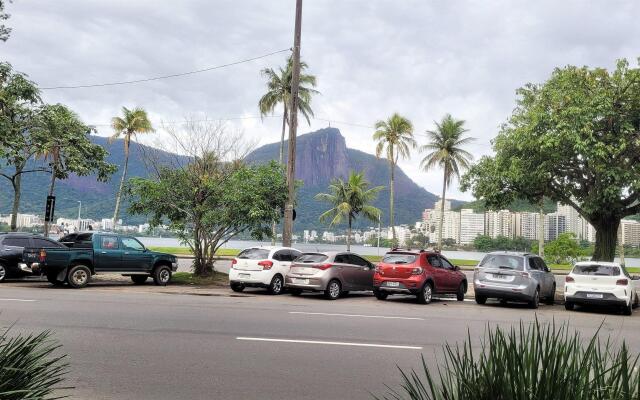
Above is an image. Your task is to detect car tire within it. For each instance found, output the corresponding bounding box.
[46,272,65,287]
[456,282,466,301]
[417,282,433,305]
[131,275,148,285]
[623,300,633,316]
[564,301,574,311]
[373,289,388,300]
[0,263,7,282]
[528,288,540,309]
[288,288,303,296]
[633,294,639,309]
[230,282,245,292]
[67,265,91,289]
[545,283,556,305]
[475,295,487,305]
[268,274,284,295]
[324,279,341,300]
[153,265,172,286]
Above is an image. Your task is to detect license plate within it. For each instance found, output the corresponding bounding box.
[492,274,508,279]
[292,278,309,284]
[586,293,603,299]
[386,281,400,287]
[238,273,250,279]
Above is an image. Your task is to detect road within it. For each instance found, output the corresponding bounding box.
[1,283,639,400]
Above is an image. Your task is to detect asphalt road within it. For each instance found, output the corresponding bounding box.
[1,283,639,400]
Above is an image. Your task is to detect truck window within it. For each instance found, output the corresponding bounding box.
[101,236,119,249]
[121,237,145,251]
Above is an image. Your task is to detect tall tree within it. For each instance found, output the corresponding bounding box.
[373,113,416,243]
[462,59,640,261]
[0,62,43,231]
[0,0,11,42]
[37,104,116,235]
[315,171,383,251]
[420,114,474,250]
[110,106,154,227]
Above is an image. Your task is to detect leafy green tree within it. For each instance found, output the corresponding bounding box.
[315,171,383,251]
[0,0,11,42]
[544,233,580,265]
[258,55,318,164]
[110,106,154,226]
[421,114,474,251]
[373,113,416,242]
[36,104,116,235]
[128,158,287,276]
[473,235,494,252]
[462,59,640,261]
[0,62,43,230]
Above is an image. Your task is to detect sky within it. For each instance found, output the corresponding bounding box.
[3,0,640,201]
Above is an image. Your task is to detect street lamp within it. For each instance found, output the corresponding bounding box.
[77,201,82,231]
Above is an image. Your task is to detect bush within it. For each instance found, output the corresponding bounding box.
[375,320,640,400]
[0,329,69,399]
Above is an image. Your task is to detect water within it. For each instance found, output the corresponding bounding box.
[136,237,640,267]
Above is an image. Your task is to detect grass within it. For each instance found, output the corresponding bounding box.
[171,272,228,286]
[147,246,239,256]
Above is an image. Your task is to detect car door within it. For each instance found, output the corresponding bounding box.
[348,254,375,290]
[535,257,554,296]
[121,237,153,272]
[527,257,545,291]
[333,253,354,289]
[427,254,448,293]
[95,235,123,272]
[439,256,459,292]
[1,236,31,273]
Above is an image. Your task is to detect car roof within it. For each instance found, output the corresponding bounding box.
[486,251,531,257]
[242,246,298,252]
[574,261,622,267]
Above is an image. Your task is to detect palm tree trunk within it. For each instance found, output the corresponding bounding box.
[44,166,57,238]
[437,173,447,251]
[538,199,545,257]
[389,150,396,244]
[113,139,130,227]
[347,215,352,252]
[272,105,288,246]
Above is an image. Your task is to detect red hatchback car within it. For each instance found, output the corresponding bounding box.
[373,249,467,304]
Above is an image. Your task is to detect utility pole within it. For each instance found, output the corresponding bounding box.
[282,0,303,247]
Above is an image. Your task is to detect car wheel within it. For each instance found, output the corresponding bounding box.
[417,282,433,304]
[633,294,639,309]
[46,272,65,287]
[564,301,574,311]
[131,275,148,285]
[153,265,172,286]
[475,295,487,305]
[456,282,466,301]
[623,300,633,316]
[67,265,91,289]
[230,282,245,292]
[545,283,556,305]
[268,275,284,295]
[0,263,6,282]
[373,289,388,300]
[288,288,303,296]
[528,287,540,309]
[324,279,341,300]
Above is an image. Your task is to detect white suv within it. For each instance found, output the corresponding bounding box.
[565,261,639,315]
[229,246,301,295]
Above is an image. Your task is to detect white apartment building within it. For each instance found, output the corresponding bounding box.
[544,213,567,241]
[322,231,336,242]
[459,209,484,244]
[1,213,43,228]
[485,210,514,239]
[513,212,540,240]
[433,199,452,212]
[422,209,460,243]
[619,219,640,247]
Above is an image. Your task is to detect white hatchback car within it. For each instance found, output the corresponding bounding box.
[565,261,639,315]
[229,246,301,295]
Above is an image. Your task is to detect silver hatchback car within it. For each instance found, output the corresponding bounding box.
[285,251,375,300]
[473,252,556,308]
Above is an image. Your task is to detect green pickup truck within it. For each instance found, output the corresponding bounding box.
[24,232,178,288]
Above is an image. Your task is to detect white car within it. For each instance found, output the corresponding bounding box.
[564,261,639,315]
[229,246,301,295]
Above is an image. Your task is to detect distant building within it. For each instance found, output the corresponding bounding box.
[459,209,484,244]
[544,213,566,241]
[0,214,42,228]
[619,219,640,247]
[513,212,541,241]
[485,210,514,239]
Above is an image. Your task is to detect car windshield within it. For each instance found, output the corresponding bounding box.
[296,253,328,263]
[573,264,620,276]
[237,248,270,260]
[382,253,417,264]
[478,254,524,271]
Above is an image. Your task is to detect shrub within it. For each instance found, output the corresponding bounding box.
[375,320,640,400]
[0,329,69,399]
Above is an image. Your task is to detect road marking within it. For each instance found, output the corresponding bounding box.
[236,337,422,350]
[0,298,37,302]
[289,311,424,320]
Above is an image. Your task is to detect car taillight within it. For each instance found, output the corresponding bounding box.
[411,267,423,275]
[617,279,629,286]
[565,276,574,283]
[314,263,333,270]
[258,260,273,270]
[231,259,237,268]
[39,249,46,263]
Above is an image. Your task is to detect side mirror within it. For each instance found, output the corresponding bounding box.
[632,275,640,281]
[454,265,460,271]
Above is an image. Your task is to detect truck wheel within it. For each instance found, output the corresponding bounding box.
[131,275,148,285]
[268,275,284,295]
[417,282,433,304]
[0,263,6,282]
[67,265,91,288]
[46,272,65,287]
[153,265,172,286]
[456,282,467,301]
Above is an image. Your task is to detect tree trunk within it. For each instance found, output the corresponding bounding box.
[271,106,288,246]
[592,218,620,262]
[44,168,57,237]
[538,202,545,257]
[437,173,447,251]
[10,172,21,232]
[389,151,396,244]
[112,140,130,227]
[347,216,352,252]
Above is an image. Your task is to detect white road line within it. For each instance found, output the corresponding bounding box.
[0,298,37,302]
[236,337,422,350]
[289,311,424,320]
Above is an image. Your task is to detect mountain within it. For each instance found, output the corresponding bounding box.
[246,127,460,230]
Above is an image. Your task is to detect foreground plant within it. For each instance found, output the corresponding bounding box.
[376,320,640,400]
[0,329,69,399]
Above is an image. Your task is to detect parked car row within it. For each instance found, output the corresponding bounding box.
[229,246,640,316]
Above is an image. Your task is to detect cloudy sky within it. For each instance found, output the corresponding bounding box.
[3,0,639,201]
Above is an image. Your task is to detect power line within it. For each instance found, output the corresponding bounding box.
[88,115,283,128]
[40,48,291,90]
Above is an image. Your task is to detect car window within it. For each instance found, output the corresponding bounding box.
[121,237,145,251]
[290,250,302,261]
[349,254,369,267]
[101,236,119,250]
[536,258,549,272]
[281,250,301,262]
[334,254,350,264]
[573,264,621,276]
[296,253,328,263]
[33,238,63,248]
[439,257,455,270]
[427,255,442,268]
[528,258,539,270]
[382,253,417,264]
[2,237,30,248]
[237,248,270,260]
[478,254,524,271]
[272,251,284,261]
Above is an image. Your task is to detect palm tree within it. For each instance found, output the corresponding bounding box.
[258,55,318,164]
[110,106,154,227]
[315,171,383,251]
[373,113,416,244]
[420,114,475,251]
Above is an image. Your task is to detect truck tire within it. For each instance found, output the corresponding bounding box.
[153,265,172,286]
[46,272,65,287]
[0,263,6,282]
[131,275,148,285]
[67,265,91,288]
